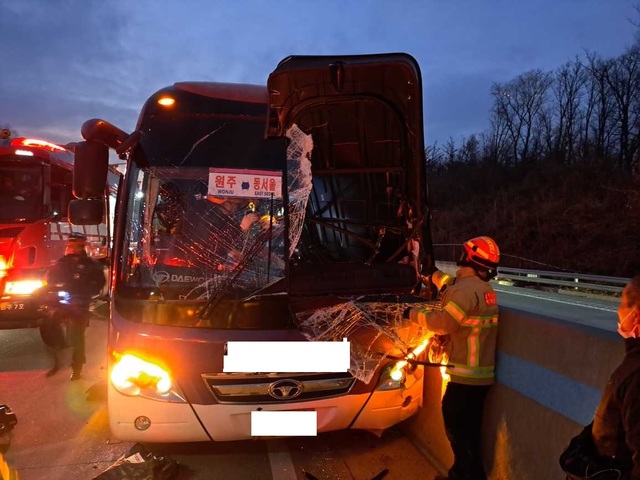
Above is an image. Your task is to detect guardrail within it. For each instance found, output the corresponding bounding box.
[435,261,629,295]
[496,266,629,294]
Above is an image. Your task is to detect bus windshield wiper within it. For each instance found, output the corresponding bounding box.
[198,224,273,319]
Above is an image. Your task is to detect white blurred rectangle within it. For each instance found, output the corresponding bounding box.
[251,411,317,436]
[223,339,350,373]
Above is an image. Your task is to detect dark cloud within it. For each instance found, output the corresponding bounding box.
[0,0,636,147]
[0,0,135,141]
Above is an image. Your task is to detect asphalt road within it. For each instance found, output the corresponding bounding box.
[0,317,438,480]
[494,284,619,331]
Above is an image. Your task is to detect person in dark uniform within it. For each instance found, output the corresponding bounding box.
[44,232,105,380]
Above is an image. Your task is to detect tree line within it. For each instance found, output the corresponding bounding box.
[427,40,640,278]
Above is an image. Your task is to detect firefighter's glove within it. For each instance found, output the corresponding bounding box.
[428,334,451,364]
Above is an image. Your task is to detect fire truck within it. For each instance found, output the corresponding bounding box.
[0,129,119,333]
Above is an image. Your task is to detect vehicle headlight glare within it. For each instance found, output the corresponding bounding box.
[110,353,184,402]
[377,361,407,391]
[390,367,405,382]
[5,279,44,295]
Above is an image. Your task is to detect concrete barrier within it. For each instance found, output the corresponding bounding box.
[401,306,624,479]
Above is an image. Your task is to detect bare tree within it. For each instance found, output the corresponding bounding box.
[443,137,457,164]
[535,106,554,159]
[552,59,587,163]
[425,142,445,174]
[602,44,640,171]
[458,134,480,164]
[483,113,512,164]
[491,70,553,162]
[583,51,618,164]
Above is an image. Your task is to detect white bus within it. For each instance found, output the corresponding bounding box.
[70,53,437,442]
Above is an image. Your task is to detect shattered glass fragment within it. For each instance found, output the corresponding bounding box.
[296,298,438,384]
[285,124,313,257]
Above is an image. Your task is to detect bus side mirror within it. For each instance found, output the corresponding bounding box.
[73,141,108,199]
[69,199,104,225]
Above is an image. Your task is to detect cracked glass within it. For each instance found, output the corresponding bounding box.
[120,125,312,304]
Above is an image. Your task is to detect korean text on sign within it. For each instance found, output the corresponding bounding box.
[208,168,283,199]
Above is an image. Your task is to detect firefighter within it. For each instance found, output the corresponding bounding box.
[44,232,106,381]
[403,236,500,480]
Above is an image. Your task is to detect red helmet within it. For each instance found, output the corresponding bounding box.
[461,236,500,270]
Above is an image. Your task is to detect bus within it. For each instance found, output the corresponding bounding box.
[0,132,119,333]
[70,53,437,442]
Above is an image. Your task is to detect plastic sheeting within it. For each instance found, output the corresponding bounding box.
[92,443,178,480]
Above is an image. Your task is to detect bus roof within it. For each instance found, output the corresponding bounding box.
[173,82,268,104]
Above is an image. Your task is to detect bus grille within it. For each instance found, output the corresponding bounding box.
[202,372,356,404]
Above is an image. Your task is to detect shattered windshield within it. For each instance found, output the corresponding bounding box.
[119,125,313,304]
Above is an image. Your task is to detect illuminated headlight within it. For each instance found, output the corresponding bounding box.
[4,279,44,295]
[111,353,185,402]
[376,362,407,391]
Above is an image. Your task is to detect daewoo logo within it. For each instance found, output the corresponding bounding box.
[153,271,171,284]
[267,379,303,400]
[152,271,205,284]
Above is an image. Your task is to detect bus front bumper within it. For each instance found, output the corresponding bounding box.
[107,375,423,443]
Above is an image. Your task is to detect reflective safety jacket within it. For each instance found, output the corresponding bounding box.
[408,266,499,385]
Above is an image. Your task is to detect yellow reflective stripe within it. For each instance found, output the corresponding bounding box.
[433,271,453,290]
[448,363,495,378]
[443,301,466,324]
[466,240,490,260]
[468,327,480,366]
[464,315,499,327]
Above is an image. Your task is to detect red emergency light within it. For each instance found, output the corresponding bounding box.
[10,137,68,153]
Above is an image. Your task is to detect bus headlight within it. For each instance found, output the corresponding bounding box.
[376,361,407,391]
[110,352,185,402]
[4,279,44,295]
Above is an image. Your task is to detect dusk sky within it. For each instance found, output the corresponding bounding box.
[0,0,637,150]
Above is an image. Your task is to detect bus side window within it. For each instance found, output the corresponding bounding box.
[49,166,73,219]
